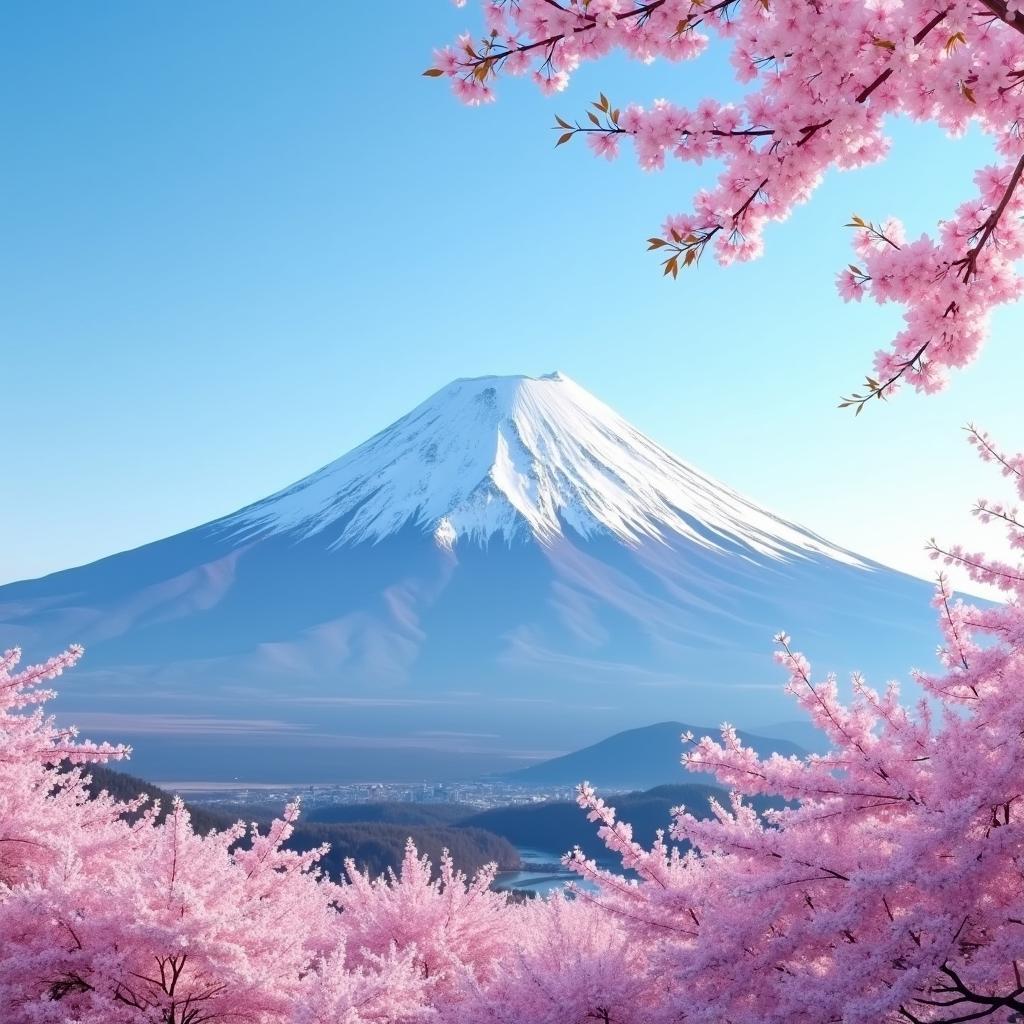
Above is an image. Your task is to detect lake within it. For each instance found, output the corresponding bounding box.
[493,846,601,897]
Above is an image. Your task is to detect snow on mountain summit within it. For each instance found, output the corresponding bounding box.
[227,372,864,565]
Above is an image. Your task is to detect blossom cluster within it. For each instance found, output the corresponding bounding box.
[431,0,1024,407]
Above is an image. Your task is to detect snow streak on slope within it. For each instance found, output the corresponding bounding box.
[229,372,865,566]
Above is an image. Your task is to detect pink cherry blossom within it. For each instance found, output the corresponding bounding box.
[430,0,1024,408]
[567,428,1024,1022]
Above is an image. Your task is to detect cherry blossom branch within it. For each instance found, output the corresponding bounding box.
[575,8,951,281]
[435,0,1024,407]
[838,313,948,414]
[901,962,1024,1023]
[953,150,1024,282]
[967,424,1024,485]
[976,0,1024,38]
[937,574,971,672]
[426,0,671,88]
[928,541,1024,588]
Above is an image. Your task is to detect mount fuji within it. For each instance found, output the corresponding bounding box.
[0,373,941,781]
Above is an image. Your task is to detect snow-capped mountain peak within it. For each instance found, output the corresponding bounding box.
[227,372,862,565]
[0,371,941,782]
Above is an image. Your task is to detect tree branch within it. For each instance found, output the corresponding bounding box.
[954,150,1024,282]
[975,0,1024,38]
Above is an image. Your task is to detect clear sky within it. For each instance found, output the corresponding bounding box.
[1,2,1021,587]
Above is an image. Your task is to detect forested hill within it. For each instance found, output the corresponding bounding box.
[77,762,228,834]
[79,765,520,879]
[288,822,518,879]
[461,784,786,862]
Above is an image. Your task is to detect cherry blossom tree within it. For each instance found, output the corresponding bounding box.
[0,644,129,892]
[444,894,665,1024]
[0,645,432,1024]
[291,947,432,1024]
[338,838,513,996]
[569,427,1024,1022]
[429,1,1024,409]
[0,800,347,1024]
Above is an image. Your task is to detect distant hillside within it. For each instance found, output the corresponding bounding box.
[78,763,227,835]
[506,721,807,789]
[79,765,519,879]
[462,783,786,862]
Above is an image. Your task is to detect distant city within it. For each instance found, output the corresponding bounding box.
[167,778,581,812]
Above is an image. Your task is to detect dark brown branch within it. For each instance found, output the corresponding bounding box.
[458,0,668,75]
[938,576,971,672]
[795,7,951,151]
[954,150,1024,281]
[976,0,1024,38]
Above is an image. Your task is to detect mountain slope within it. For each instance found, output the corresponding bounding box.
[504,721,808,789]
[0,373,942,781]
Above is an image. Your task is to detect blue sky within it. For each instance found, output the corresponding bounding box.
[1,1,1021,586]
